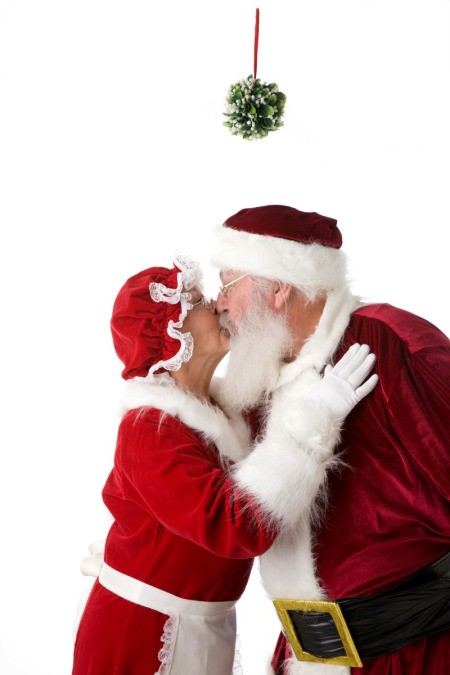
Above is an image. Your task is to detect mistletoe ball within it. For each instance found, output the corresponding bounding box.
[223,75,286,140]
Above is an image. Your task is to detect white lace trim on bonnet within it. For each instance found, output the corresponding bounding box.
[143,254,203,380]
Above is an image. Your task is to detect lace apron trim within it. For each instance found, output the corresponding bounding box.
[99,563,238,675]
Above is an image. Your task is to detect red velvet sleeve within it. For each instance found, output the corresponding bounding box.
[113,409,277,559]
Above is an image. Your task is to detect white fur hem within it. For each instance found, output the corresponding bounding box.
[286,661,350,675]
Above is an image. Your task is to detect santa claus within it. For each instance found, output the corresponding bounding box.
[211,204,450,675]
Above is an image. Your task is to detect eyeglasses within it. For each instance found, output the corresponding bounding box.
[191,295,213,309]
[218,273,249,296]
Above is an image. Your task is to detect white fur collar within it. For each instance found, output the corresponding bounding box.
[121,379,250,463]
[260,287,359,675]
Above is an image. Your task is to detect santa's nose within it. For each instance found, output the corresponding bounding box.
[215,292,227,314]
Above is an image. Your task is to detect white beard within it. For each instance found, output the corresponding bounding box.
[219,297,293,412]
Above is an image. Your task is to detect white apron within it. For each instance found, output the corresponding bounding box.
[98,562,238,675]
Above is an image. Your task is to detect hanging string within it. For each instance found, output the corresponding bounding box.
[253,8,260,79]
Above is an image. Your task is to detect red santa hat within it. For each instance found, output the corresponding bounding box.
[110,255,202,380]
[210,205,347,295]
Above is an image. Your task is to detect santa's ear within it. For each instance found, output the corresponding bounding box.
[273,282,294,310]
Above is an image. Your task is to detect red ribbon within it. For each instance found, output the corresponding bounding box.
[253,8,260,79]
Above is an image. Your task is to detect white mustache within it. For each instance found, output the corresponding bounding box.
[219,314,237,336]
[218,306,293,411]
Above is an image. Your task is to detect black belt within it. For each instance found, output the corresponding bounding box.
[273,551,450,667]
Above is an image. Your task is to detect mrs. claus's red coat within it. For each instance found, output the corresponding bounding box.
[73,382,276,675]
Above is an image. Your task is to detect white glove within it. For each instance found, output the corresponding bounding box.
[308,343,378,421]
[80,539,105,577]
[73,540,105,643]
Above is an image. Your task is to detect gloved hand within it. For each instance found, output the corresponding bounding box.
[80,539,105,577]
[309,343,378,421]
[233,345,378,528]
[73,540,105,643]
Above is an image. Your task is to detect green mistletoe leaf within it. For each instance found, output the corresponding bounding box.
[223,76,286,140]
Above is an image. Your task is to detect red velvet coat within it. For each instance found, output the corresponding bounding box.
[73,386,276,675]
[271,303,450,674]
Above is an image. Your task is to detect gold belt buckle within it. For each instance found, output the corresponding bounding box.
[273,598,362,668]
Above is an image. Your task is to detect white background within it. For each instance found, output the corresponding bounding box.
[0,1,449,673]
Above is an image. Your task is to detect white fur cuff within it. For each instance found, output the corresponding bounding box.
[233,397,341,530]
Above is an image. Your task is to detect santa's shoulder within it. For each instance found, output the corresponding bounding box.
[347,303,449,356]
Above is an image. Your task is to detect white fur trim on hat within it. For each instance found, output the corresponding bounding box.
[210,225,347,294]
